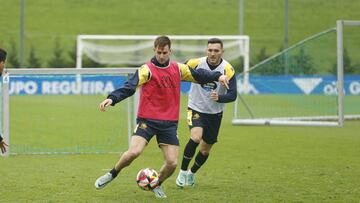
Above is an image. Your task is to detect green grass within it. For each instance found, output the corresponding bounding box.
[1,95,360,202]
[236,94,360,119]
[1,1,360,201]
[1,0,360,67]
[238,94,336,118]
[10,95,129,153]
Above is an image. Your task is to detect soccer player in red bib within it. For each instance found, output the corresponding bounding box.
[94,36,229,198]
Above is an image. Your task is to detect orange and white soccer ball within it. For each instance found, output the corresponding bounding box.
[136,168,159,191]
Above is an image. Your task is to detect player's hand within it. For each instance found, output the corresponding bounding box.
[0,140,8,154]
[218,75,229,89]
[99,99,113,112]
[210,90,219,101]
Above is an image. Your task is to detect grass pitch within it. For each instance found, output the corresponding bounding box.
[1,95,360,202]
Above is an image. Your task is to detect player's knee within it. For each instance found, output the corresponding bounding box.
[190,129,203,143]
[191,136,201,143]
[199,149,210,156]
[166,159,178,170]
[126,149,142,159]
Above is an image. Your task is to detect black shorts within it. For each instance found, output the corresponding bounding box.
[187,108,223,144]
[134,118,179,146]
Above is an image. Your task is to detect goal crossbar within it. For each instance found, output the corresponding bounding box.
[76,35,250,81]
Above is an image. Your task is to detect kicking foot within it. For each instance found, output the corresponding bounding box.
[152,185,167,198]
[95,172,114,189]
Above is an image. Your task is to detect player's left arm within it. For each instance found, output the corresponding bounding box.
[107,65,150,105]
[217,64,237,103]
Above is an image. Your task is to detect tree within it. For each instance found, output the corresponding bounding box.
[289,47,316,75]
[329,48,356,74]
[67,43,103,68]
[7,40,21,68]
[253,46,285,75]
[231,57,244,74]
[27,45,42,68]
[47,37,69,68]
[67,44,77,68]
[255,47,269,64]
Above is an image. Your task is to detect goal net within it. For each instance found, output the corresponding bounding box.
[233,20,360,127]
[76,35,249,69]
[2,68,137,155]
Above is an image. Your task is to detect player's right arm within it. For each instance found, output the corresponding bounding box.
[179,59,229,89]
[99,65,151,111]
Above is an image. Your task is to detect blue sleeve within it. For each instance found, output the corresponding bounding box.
[217,76,237,103]
[189,68,221,84]
[107,71,139,105]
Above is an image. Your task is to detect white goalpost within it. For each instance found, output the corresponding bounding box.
[76,34,249,71]
[232,20,360,127]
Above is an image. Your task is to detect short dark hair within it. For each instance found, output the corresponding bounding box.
[0,48,7,62]
[208,38,223,48]
[154,36,171,49]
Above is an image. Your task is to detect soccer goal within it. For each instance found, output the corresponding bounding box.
[76,35,249,70]
[233,20,360,127]
[1,68,137,156]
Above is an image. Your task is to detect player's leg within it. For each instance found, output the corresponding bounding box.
[177,109,203,187]
[187,140,213,186]
[153,145,178,198]
[95,135,147,189]
[95,118,154,190]
[153,121,179,198]
[191,140,213,171]
[176,127,202,187]
[187,112,222,186]
[180,127,202,170]
[114,135,148,172]
[159,144,179,183]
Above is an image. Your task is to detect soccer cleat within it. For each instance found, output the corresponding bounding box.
[95,172,114,189]
[176,170,187,187]
[186,170,195,186]
[152,185,167,198]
